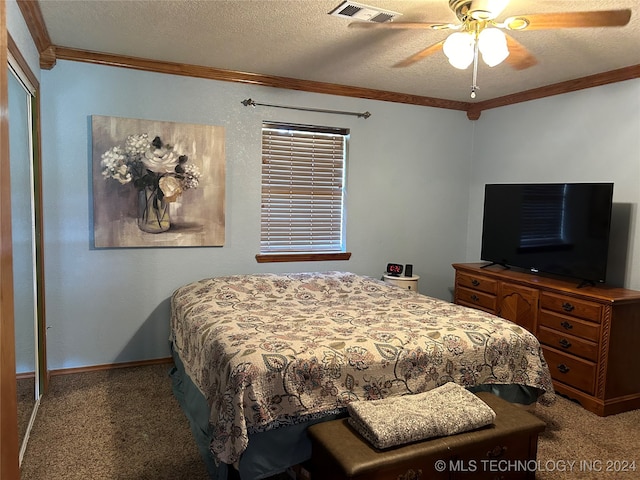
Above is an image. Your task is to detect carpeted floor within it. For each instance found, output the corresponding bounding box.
[19,364,640,479]
[534,393,640,480]
[21,364,210,480]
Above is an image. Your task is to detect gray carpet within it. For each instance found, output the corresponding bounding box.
[21,364,210,480]
[535,393,640,480]
[20,364,640,479]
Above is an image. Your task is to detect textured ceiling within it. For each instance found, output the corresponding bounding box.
[37,0,640,102]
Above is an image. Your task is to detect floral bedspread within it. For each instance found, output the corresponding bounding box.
[170,271,553,465]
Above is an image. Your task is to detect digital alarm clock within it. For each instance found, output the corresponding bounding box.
[386,263,403,276]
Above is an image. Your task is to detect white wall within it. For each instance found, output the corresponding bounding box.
[467,79,640,289]
[40,60,474,369]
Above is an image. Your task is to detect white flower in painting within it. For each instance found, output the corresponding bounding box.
[143,146,180,174]
[124,133,150,157]
[159,176,183,202]
[113,165,131,184]
[183,163,201,189]
[100,146,132,184]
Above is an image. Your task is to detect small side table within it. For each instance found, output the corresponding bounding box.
[383,274,419,293]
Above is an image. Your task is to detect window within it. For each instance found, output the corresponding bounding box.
[257,122,350,262]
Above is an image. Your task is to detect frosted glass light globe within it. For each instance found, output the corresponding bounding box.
[478,28,509,67]
[443,32,474,70]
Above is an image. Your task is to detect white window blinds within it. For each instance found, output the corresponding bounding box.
[260,122,348,253]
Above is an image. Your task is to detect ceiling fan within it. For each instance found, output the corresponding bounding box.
[348,0,632,98]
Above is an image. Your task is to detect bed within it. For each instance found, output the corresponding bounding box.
[169,271,554,479]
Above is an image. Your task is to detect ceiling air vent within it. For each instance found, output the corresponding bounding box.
[329,1,402,23]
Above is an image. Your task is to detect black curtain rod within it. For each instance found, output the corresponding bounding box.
[241,98,371,119]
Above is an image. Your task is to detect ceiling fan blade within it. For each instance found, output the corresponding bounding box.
[348,21,457,30]
[393,41,444,68]
[504,34,537,70]
[504,9,631,31]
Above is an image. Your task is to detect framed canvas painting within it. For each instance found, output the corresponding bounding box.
[92,115,225,247]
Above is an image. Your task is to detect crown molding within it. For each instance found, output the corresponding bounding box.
[52,45,471,113]
[468,64,640,118]
[51,46,640,121]
[15,0,640,120]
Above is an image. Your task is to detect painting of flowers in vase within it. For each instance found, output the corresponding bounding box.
[92,115,225,247]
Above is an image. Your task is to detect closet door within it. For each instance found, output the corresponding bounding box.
[8,62,39,465]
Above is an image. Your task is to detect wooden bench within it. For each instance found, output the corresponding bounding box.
[307,392,546,480]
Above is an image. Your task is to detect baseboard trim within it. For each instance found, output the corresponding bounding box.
[49,357,173,377]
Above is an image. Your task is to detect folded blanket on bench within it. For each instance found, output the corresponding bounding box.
[347,382,496,449]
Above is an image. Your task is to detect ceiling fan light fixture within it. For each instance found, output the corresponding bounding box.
[503,16,530,30]
[443,32,474,69]
[478,28,509,66]
[469,0,509,20]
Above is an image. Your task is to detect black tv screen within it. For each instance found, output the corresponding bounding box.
[481,183,614,284]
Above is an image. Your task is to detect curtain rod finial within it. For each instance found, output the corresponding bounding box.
[241,98,256,107]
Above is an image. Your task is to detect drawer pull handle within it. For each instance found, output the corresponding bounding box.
[562,302,575,312]
[471,294,480,302]
[471,279,480,286]
[486,445,507,458]
[558,339,572,349]
[560,321,573,330]
[557,364,570,374]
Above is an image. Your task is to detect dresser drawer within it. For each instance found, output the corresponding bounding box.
[537,326,598,362]
[537,311,600,342]
[540,292,602,322]
[456,272,498,295]
[456,287,497,313]
[542,347,596,395]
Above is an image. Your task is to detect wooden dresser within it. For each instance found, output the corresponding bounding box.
[453,262,640,416]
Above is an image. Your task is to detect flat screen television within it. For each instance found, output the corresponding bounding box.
[481,182,614,285]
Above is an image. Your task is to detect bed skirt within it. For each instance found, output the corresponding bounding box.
[170,343,540,480]
[170,344,346,479]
